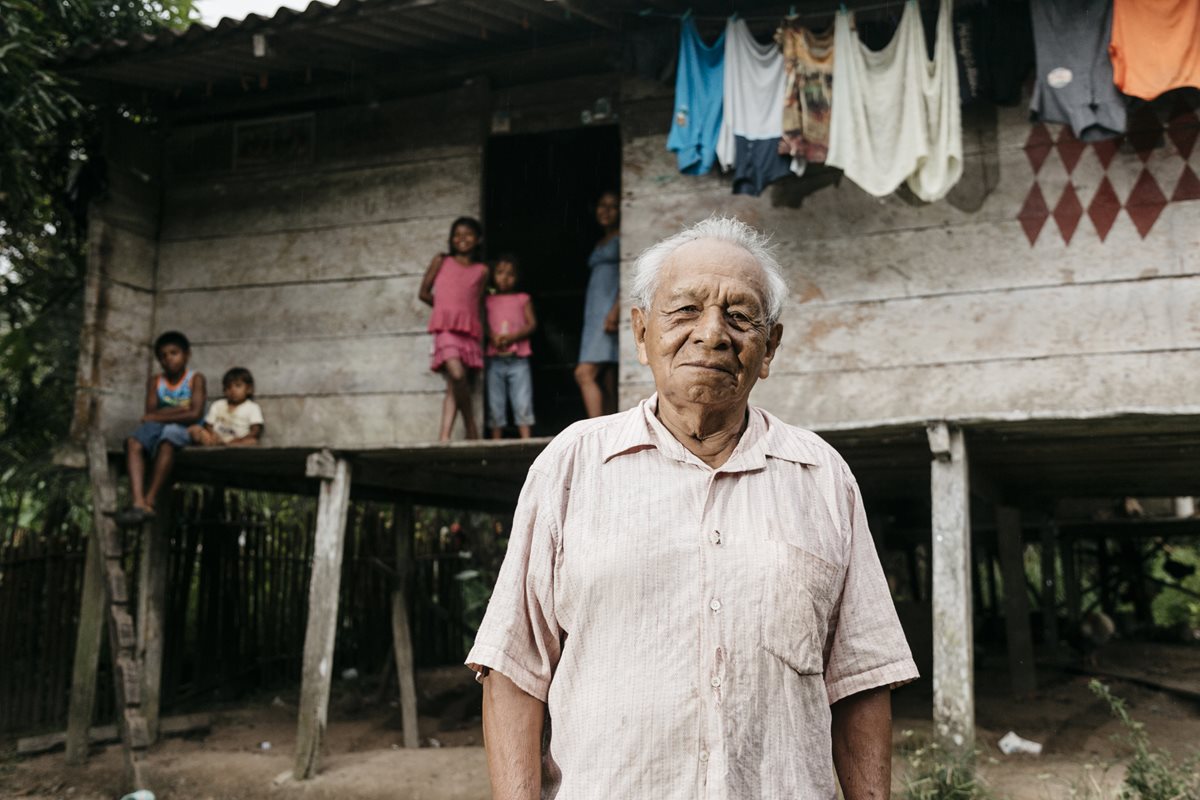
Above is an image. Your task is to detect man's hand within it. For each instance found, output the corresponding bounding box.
[831,686,894,800]
[481,669,545,800]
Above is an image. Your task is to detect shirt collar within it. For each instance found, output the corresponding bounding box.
[603,394,820,470]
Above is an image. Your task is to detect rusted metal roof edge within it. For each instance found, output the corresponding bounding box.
[60,0,375,64]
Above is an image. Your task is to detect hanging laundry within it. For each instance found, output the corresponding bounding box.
[826,0,962,202]
[1029,0,1125,141]
[777,23,835,174]
[667,18,725,176]
[952,0,1034,107]
[716,18,794,195]
[1111,0,1200,100]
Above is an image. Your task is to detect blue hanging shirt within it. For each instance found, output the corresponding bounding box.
[667,19,725,176]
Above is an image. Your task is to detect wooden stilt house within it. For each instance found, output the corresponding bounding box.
[56,0,1200,788]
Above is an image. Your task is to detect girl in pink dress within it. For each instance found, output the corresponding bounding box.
[418,217,488,440]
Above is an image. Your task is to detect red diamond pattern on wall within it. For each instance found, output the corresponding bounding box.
[1018,183,1050,245]
[1025,123,1054,174]
[1052,183,1084,244]
[1092,137,1120,169]
[1055,128,1086,174]
[1019,95,1198,247]
[1172,164,1200,202]
[1167,111,1199,159]
[1087,176,1122,242]
[1124,171,1168,238]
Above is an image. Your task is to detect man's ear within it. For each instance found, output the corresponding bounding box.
[759,323,783,380]
[631,307,650,366]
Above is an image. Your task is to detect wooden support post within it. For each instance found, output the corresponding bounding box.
[975,549,992,617]
[996,507,1037,696]
[1097,539,1112,612]
[392,502,420,748]
[927,422,974,755]
[66,506,107,764]
[971,545,986,614]
[1120,538,1153,626]
[1040,520,1060,660]
[137,489,172,743]
[1062,536,1081,626]
[293,451,352,781]
[986,548,1000,616]
[1175,497,1196,518]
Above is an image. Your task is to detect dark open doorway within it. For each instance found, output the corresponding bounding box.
[484,125,622,436]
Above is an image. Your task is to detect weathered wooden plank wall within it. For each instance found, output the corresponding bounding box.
[153,86,485,447]
[73,117,162,448]
[618,78,1200,428]
[79,69,1199,448]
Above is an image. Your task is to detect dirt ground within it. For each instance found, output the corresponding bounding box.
[4,645,1199,800]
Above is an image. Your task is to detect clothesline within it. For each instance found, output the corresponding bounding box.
[666,0,964,201]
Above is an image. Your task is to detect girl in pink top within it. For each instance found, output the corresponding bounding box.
[419,217,488,440]
[485,255,538,439]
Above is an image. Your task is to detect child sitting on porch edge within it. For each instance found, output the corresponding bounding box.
[189,366,264,447]
[115,330,206,525]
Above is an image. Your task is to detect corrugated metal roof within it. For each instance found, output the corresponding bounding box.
[62,0,629,92]
[64,0,361,62]
[62,1,924,100]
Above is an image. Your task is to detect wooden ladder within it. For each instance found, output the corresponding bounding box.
[85,430,151,788]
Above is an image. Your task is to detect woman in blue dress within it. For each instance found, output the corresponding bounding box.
[574,191,620,418]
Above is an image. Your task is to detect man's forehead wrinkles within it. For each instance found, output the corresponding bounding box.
[661,283,764,308]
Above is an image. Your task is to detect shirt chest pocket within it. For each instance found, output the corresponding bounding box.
[759,541,840,675]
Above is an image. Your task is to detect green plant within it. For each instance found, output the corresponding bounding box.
[902,741,997,800]
[1059,765,1118,800]
[1089,680,1200,800]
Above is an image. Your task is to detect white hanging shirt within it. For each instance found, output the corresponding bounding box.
[826,0,962,201]
[716,18,788,171]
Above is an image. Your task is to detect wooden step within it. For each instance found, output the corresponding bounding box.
[85,429,154,784]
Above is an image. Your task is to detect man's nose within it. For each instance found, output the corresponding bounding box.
[692,306,731,348]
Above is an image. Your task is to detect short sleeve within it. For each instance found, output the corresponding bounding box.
[244,401,265,426]
[824,468,919,705]
[204,401,221,426]
[465,467,562,702]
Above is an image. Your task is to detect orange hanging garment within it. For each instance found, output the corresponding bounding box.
[1111,0,1200,99]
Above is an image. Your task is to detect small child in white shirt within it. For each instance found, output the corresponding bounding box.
[188,367,264,447]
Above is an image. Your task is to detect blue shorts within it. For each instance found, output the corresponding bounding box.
[130,421,192,456]
[486,357,535,428]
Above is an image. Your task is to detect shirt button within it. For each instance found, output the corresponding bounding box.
[699,750,709,762]
[710,676,722,688]
[709,598,722,612]
[713,529,722,545]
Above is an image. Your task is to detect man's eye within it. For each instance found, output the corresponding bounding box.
[673,306,700,314]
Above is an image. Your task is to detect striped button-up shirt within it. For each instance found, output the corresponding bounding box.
[468,395,918,799]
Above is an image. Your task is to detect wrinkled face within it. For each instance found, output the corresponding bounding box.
[595,193,619,229]
[632,239,782,410]
[224,379,251,404]
[493,260,518,292]
[451,224,479,257]
[156,343,189,376]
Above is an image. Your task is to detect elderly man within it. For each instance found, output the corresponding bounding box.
[467,217,918,799]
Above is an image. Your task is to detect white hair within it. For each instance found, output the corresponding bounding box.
[630,216,789,325]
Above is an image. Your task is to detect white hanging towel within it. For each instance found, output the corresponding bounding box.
[716,18,788,171]
[826,0,962,201]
